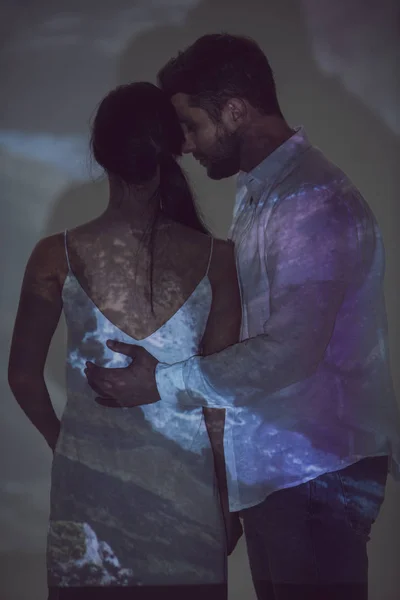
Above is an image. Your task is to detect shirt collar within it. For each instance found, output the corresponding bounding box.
[237,126,311,202]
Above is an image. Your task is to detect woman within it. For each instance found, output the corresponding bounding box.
[8,82,242,599]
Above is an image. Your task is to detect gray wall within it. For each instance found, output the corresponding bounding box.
[1,1,399,598]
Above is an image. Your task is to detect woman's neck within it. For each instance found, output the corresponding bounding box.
[102,175,161,230]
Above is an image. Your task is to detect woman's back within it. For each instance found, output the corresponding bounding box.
[62,215,216,345]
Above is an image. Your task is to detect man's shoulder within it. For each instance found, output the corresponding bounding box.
[259,151,375,237]
[290,147,350,191]
[272,148,366,211]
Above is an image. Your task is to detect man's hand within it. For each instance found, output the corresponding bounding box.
[84,340,160,408]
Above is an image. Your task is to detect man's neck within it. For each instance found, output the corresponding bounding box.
[239,116,295,173]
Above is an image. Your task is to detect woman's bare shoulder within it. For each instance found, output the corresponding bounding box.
[27,232,68,281]
[31,232,65,260]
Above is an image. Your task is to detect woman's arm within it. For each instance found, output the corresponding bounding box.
[200,238,242,556]
[200,238,241,357]
[8,234,65,452]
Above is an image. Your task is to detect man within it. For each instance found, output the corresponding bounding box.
[85,33,400,599]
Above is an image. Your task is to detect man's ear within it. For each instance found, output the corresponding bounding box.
[222,97,247,130]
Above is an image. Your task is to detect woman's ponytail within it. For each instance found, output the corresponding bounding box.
[158,154,208,234]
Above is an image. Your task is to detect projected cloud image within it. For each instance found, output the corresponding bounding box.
[1,0,200,180]
[301,0,400,134]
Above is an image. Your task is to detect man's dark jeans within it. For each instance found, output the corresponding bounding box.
[240,455,389,600]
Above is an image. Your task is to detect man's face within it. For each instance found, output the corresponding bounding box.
[171,93,241,180]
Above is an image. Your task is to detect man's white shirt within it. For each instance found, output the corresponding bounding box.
[156,126,400,511]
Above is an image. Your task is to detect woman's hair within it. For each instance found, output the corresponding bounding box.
[157,33,283,122]
[91,82,208,313]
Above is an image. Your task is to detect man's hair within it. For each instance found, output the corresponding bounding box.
[157,33,283,122]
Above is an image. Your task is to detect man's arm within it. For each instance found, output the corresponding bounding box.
[156,188,359,408]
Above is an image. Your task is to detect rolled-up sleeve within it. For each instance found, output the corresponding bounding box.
[156,188,359,408]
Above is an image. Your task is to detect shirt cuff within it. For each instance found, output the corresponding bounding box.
[155,360,190,404]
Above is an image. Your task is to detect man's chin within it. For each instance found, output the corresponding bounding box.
[206,164,238,180]
[207,170,225,181]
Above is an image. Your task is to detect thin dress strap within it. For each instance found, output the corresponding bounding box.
[64,229,72,272]
[205,237,214,277]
